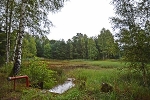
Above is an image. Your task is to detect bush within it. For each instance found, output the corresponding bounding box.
[21,58,56,89]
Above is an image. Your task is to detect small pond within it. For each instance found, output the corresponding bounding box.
[49,78,75,94]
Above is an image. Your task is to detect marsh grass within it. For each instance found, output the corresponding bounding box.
[65,67,150,100]
[64,68,119,99]
[86,60,126,68]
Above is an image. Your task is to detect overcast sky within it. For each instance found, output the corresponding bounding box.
[48,0,115,41]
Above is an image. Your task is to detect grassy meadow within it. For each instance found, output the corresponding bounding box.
[0,59,150,100]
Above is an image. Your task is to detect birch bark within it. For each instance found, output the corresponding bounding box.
[13,0,26,76]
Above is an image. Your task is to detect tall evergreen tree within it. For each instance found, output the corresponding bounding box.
[66,39,73,59]
[72,33,87,59]
[83,34,88,59]
[98,28,116,59]
[87,37,98,60]
[94,36,101,59]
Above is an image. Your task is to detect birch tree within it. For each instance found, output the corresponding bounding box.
[12,0,26,76]
[111,0,150,86]
[7,0,67,76]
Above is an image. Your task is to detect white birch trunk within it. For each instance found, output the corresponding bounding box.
[13,0,26,76]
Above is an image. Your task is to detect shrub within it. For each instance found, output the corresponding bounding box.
[21,58,56,89]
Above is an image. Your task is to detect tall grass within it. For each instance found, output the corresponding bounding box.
[86,60,127,68]
[58,68,119,99]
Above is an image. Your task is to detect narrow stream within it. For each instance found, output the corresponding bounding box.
[49,78,75,94]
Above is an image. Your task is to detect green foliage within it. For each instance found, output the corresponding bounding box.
[72,33,88,59]
[34,31,119,60]
[111,0,150,86]
[114,69,150,99]
[66,39,73,59]
[118,29,150,64]
[22,34,37,59]
[22,38,29,58]
[44,43,51,58]
[0,31,6,65]
[50,39,67,59]
[28,36,37,56]
[0,63,13,75]
[0,0,68,35]
[21,58,56,89]
[98,28,119,59]
[35,36,49,57]
[87,37,98,60]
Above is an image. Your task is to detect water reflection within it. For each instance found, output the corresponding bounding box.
[49,78,75,94]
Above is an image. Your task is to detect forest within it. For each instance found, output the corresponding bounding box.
[0,28,119,64]
[1,0,150,99]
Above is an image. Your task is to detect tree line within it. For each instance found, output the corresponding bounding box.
[0,28,119,64]
[32,28,119,60]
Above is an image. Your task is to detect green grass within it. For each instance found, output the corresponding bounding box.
[67,68,118,83]
[85,60,127,68]
[50,68,119,100]
[64,67,150,100]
